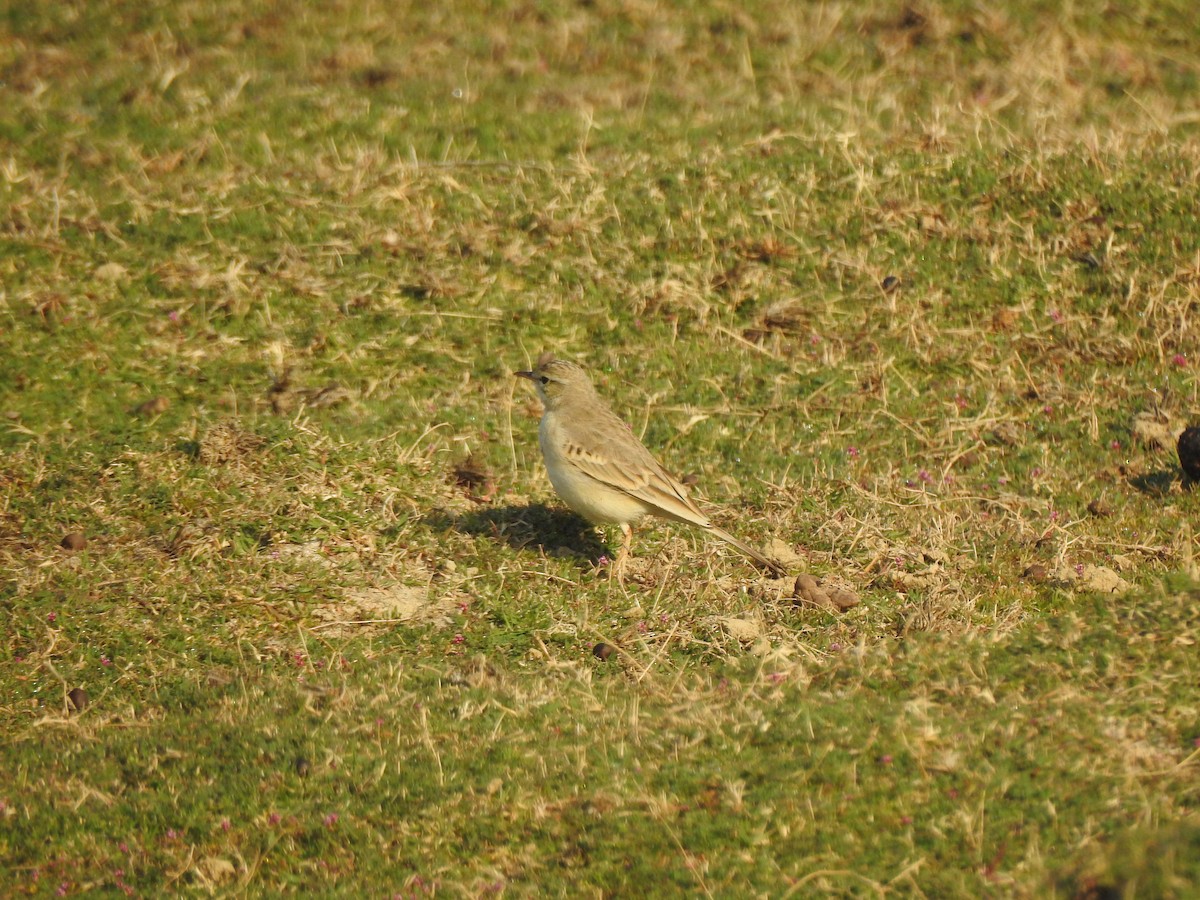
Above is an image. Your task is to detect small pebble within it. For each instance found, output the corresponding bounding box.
[827,588,861,612]
[61,532,87,551]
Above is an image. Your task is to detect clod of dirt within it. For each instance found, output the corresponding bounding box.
[719,616,761,643]
[60,532,87,551]
[1081,565,1129,594]
[1178,426,1200,481]
[592,642,615,662]
[453,454,496,503]
[68,687,89,711]
[794,574,860,612]
[94,262,128,282]
[764,537,803,570]
[1131,410,1175,452]
[990,308,1020,332]
[1108,553,1135,572]
[1052,563,1130,594]
[133,396,170,417]
[1087,498,1113,517]
[1022,563,1048,582]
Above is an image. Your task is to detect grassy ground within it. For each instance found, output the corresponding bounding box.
[3,0,1200,895]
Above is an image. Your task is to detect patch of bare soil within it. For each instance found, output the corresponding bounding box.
[313,584,456,635]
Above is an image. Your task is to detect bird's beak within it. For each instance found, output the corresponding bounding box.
[514,370,536,381]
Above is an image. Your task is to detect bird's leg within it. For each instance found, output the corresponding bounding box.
[609,522,632,588]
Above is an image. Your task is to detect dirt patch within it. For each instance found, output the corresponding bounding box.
[1131,410,1178,453]
[1051,563,1130,595]
[313,584,456,634]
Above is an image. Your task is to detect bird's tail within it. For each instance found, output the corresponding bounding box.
[708,525,788,577]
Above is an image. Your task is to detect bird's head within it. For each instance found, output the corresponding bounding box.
[514,353,596,411]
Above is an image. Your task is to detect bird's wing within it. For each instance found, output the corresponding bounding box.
[558,406,711,528]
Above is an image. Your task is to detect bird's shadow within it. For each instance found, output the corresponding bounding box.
[1129,469,1180,497]
[425,503,610,567]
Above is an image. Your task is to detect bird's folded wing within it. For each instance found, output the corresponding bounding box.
[560,425,710,528]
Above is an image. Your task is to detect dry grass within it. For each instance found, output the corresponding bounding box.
[3,0,1200,895]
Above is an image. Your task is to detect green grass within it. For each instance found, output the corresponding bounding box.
[3,0,1200,895]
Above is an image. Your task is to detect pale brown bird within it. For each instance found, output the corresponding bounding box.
[515,353,787,581]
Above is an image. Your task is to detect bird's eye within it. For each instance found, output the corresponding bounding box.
[539,376,550,385]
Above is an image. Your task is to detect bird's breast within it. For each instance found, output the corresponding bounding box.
[539,413,650,525]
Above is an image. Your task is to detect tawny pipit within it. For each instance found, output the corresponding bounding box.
[515,354,787,580]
